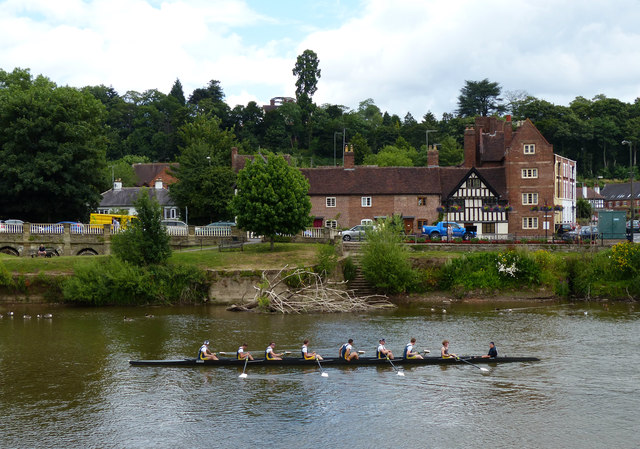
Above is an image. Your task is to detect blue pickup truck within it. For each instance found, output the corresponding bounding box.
[421,221,476,241]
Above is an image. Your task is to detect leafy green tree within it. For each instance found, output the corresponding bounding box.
[232,152,312,250]
[351,132,372,165]
[438,136,464,166]
[0,68,107,222]
[106,154,151,188]
[293,49,321,148]
[112,190,171,265]
[361,215,415,293]
[457,78,506,117]
[188,79,231,127]
[364,145,415,167]
[169,78,186,105]
[170,115,238,224]
[576,198,592,220]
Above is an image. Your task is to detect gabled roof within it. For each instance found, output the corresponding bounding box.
[600,182,640,200]
[440,166,506,199]
[99,187,176,207]
[133,163,179,187]
[577,187,604,200]
[300,166,442,195]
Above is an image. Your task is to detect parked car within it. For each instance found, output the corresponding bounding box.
[421,221,476,241]
[579,225,600,241]
[341,224,374,241]
[205,221,236,227]
[161,219,187,228]
[57,221,84,233]
[627,220,639,232]
[555,223,574,237]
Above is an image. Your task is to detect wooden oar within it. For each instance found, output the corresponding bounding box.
[239,356,249,378]
[386,356,405,376]
[457,356,489,372]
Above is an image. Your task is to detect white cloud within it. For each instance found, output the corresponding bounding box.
[1,0,640,119]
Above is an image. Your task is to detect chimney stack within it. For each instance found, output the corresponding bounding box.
[344,144,355,169]
[113,178,122,191]
[582,185,588,198]
[427,147,439,167]
[504,115,513,147]
[464,127,476,168]
[155,178,164,190]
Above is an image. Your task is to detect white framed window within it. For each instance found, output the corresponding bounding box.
[417,197,427,206]
[522,168,538,178]
[326,197,336,207]
[361,197,372,207]
[522,217,538,229]
[324,220,337,228]
[361,219,373,226]
[522,193,539,205]
[524,144,535,154]
[466,178,481,188]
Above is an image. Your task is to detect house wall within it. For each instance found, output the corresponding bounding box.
[505,120,557,237]
[310,194,440,230]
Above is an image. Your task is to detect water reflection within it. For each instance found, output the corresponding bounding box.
[0,301,638,448]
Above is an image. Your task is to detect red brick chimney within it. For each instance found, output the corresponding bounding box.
[344,144,355,169]
[504,115,513,147]
[464,127,476,168]
[427,147,439,167]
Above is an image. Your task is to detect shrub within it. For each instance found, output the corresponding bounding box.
[342,256,357,282]
[314,244,338,279]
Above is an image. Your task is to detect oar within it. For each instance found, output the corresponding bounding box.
[317,357,329,377]
[387,356,405,376]
[457,356,489,372]
[239,356,249,378]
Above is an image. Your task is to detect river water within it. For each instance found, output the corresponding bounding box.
[0,301,638,449]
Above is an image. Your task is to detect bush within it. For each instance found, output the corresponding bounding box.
[62,257,207,305]
[314,244,338,279]
[342,257,357,282]
[361,216,416,293]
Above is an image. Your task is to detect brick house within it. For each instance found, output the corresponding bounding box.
[600,181,640,216]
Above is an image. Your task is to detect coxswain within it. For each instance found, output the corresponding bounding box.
[237,343,254,361]
[481,341,498,358]
[198,340,218,361]
[376,338,393,359]
[403,338,423,359]
[302,339,323,361]
[441,340,457,359]
[265,342,284,361]
[339,339,359,361]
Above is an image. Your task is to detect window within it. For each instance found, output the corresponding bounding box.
[522,168,538,178]
[522,193,539,205]
[522,217,538,229]
[482,223,495,234]
[324,220,337,228]
[326,197,336,207]
[523,144,535,154]
[466,178,481,188]
[417,197,427,206]
[361,219,373,226]
[417,219,428,229]
[361,197,372,207]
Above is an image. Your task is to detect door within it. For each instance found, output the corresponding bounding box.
[403,218,413,234]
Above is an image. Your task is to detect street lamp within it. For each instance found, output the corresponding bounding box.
[206,156,211,166]
[425,129,437,151]
[622,140,635,236]
[333,131,343,166]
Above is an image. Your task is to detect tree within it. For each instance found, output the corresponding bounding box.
[170,115,238,224]
[293,49,321,148]
[169,78,186,105]
[232,153,312,250]
[112,190,171,265]
[0,68,107,222]
[438,136,465,166]
[576,198,592,220]
[456,78,506,117]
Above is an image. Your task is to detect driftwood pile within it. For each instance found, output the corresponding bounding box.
[227,266,394,313]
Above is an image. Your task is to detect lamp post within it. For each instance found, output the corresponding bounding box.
[622,140,634,239]
[425,129,437,151]
[206,156,211,166]
[333,131,343,166]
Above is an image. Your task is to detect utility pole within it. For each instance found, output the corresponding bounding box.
[426,129,437,151]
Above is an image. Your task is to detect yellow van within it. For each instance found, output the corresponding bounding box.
[89,213,135,229]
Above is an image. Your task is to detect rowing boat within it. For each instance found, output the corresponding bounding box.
[129,356,539,367]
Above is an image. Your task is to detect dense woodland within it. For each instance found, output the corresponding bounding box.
[0,50,638,224]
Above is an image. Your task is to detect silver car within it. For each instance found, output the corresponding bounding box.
[341,225,374,241]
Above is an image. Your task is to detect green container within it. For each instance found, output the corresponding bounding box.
[598,210,627,239]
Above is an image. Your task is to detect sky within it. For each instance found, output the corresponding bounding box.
[2,0,640,119]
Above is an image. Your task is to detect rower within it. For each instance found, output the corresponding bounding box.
[403,338,423,359]
[339,339,359,361]
[481,341,498,358]
[265,342,284,360]
[237,343,254,361]
[198,340,218,361]
[302,339,323,360]
[441,339,457,359]
[376,338,393,359]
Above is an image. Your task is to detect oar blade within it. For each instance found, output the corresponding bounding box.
[239,373,248,379]
[480,367,489,372]
[321,372,329,377]
[397,371,405,377]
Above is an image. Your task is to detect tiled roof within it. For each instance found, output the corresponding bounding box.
[133,163,178,187]
[577,187,604,200]
[99,187,176,207]
[600,182,640,200]
[439,167,507,199]
[300,166,442,195]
